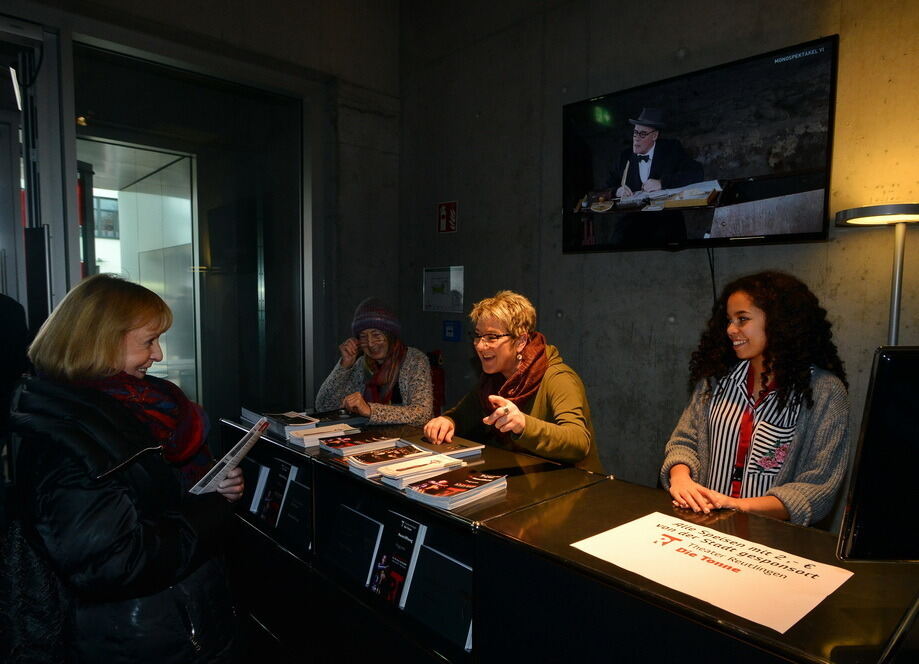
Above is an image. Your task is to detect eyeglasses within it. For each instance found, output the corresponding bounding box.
[358,330,386,344]
[632,129,658,139]
[469,333,513,346]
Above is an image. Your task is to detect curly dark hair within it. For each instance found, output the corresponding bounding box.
[688,271,847,408]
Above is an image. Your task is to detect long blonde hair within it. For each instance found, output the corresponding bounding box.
[29,274,172,382]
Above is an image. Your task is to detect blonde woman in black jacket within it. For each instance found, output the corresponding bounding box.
[4,274,242,663]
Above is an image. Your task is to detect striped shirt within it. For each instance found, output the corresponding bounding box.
[705,361,802,498]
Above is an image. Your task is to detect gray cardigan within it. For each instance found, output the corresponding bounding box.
[314,346,433,427]
[660,368,849,526]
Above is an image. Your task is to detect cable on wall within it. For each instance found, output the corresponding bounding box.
[706,247,717,306]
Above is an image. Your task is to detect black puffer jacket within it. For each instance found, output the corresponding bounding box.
[7,377,237,663]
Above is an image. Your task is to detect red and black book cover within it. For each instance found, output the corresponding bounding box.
[368,511,426,605]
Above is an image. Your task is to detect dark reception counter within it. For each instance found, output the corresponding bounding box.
[219,420,918,663]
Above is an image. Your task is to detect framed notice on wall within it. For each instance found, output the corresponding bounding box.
[422,266,464,313]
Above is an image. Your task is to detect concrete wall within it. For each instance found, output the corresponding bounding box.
[398,0,919,505]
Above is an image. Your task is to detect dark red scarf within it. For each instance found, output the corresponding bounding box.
[363,337,408,404]
[79,372,211,489]
[478,331,549,415]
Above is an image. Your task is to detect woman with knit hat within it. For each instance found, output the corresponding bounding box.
[424,290,604,473]
[315,297,433,426]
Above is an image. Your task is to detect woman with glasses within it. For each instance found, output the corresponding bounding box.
[315,297,433,426]
[424,290,604,473]
[660,271,849,526]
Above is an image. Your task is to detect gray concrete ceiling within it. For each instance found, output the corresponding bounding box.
[76,139,185,191]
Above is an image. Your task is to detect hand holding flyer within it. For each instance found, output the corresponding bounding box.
[189,418,269,495]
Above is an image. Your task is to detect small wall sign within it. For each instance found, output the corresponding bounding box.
[442,320,462,342]
[437,201,457,233]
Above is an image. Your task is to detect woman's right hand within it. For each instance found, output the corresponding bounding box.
[423,416,455,444]
[668,464,717,514]
[339,338,360,368]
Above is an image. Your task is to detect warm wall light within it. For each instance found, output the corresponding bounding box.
[836,204,919,344]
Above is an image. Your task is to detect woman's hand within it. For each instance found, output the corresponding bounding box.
[339,338,360,369]
[342,392,371,417]
[217,466,245,503]
[424,416,455,444]
[669,471,788,519]
[668,464,723,514]
[483,395,525,436]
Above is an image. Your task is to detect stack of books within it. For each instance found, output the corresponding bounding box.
[308,408,369,428]
[346,444,431,478]
[405,468,507,510]
[408,437,484,458]
[241,407,319,439]
[319,431,401,456]
[378,454,466,489]
[287,423,360,447]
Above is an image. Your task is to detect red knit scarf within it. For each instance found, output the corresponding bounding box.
[362,337,408,404]
[478,331,549,415]
[79,372,211,488]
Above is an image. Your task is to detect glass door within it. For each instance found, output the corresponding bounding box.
[73,43,304,424]
[76,138,199,400]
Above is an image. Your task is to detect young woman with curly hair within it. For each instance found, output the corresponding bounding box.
[660,271,849,526]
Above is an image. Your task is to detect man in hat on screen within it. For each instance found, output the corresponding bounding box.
[611,107,703,198]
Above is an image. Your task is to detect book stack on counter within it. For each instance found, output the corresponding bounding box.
[241,407,319,439]
[319,431,402,456]
[346,444,432,478]
[378,453,466,489]
[287,423,360,447]
[405,468,507,510]
[410,437,485,458]
[307,408,369,429]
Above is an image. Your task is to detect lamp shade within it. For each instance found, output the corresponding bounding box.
[836,203,919,226]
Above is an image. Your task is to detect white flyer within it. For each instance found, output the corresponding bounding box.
[571,512,853,633]
[189,418,268,494]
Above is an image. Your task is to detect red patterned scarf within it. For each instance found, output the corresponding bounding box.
[79,372,211,489]
[363,337,408,404]
[478,331,549,415]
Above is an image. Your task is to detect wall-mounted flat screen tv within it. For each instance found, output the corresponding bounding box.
[563,36,838,252]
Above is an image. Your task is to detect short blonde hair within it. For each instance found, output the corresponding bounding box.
[469,290,536,338]
[29,274,172,382]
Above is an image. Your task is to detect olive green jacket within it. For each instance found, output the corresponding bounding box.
[443,345,605,474]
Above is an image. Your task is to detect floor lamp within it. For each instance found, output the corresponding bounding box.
[836,204,919,345]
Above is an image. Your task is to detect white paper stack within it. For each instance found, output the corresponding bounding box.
[378,453,466,489]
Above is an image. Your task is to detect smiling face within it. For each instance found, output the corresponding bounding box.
[121,320,165,378]
[474,316,523,378]
[726,290,768,372]
[358,328,390,363]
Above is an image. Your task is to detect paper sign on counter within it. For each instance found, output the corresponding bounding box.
[571,512,853,633]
